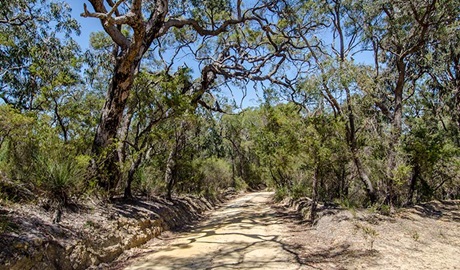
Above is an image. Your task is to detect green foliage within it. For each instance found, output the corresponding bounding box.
[32,154,84,204]
[0,0,81,109]
[246,102,352,204]
[0,0,97,205]
[190,0,232,22]
[290,183,310,200]
[0,105,35,150]
[132,166,166,196]
[233,176,248,191]
[379,204,391,216]
[336,197,359,211]
[0,106,38,180]
[274,187,289,202]
[197,157,233,195]
[392,162,412,187]
[403,115,460,202]
[0,102,91,203]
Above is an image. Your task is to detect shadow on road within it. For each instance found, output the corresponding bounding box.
[120,192,378,270]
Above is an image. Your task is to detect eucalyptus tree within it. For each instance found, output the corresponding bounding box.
[400,1,460,203]
[117,70,172,198]
[80,0,286,193]
[360,0,459,205]
[0,0,99,156]
[270,0,378,203]
[320,0,376,202]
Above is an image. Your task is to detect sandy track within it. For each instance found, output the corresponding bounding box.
[120,192,304,270]
[115,192,460,270]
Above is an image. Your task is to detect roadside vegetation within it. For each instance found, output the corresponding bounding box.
[1,0,459,221]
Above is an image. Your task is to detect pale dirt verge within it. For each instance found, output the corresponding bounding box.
[290,200,460,270]
[115,192,460,270]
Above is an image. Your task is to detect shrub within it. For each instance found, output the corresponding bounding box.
[234,176,248,191]
[33,154,85,205]
[274,187,288,202]
[199,157,233,193]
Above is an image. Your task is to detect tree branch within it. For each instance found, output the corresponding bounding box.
[82,2,130,49]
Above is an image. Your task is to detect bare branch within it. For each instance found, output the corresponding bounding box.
[81,2,130,49]
[107,0,127,18]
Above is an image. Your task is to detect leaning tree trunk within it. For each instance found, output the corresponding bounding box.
[335,7,377,204]
[92,60,139,192]
[344,82,377,205]
[352,155,377,204]
[124,153,144,199]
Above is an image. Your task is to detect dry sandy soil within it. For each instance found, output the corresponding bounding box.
[112,192,460,270]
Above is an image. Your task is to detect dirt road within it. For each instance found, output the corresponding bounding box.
[116,192,460,270]
[119,192,305,270]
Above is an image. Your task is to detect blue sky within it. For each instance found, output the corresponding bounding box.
[66,0,103,50]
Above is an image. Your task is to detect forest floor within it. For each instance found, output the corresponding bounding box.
[112,191,460,270]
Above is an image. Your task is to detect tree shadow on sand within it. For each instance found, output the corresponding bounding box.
[116,196,379,270]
